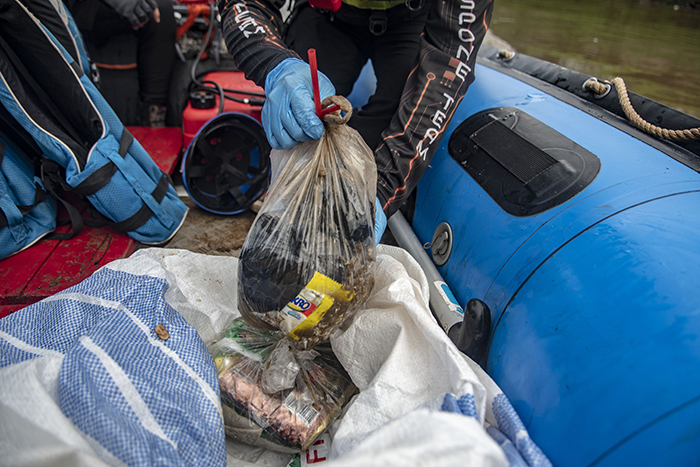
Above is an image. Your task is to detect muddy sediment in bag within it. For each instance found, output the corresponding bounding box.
[289,251,374,348]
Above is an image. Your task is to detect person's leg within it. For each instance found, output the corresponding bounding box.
[78,2,132,47]
[349,10,427,150]
[284,4,426,151]
[284,5,367,100]
[136,0,176,126]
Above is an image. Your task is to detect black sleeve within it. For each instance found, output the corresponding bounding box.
[375,0,494,218]
[218,0,300,88]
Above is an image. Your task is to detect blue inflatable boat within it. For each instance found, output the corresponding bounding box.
[394,44,700,466]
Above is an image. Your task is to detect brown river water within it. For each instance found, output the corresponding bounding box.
[489,0,700,118]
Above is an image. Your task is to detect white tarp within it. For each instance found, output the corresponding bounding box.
[0,246,550,467]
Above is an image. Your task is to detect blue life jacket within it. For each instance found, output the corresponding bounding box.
[0,0,187,259]
[0,125,57,260]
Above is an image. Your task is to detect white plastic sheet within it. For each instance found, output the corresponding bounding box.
[0,246,549,467]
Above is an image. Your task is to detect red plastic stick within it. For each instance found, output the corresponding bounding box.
[322,104,341,116]
[308,49,341,118]
[308,49,323,119]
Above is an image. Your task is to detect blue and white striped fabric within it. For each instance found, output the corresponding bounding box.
[0,267,225,466]
[489,394,549,467]
[441,362,552,467]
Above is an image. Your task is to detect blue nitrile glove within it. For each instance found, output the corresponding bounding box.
[375,197,387,245]
[102,0,158,27]
[262,58,335,150]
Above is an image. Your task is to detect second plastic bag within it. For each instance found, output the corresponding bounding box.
[211,318,357,452]
[238,96,377,350]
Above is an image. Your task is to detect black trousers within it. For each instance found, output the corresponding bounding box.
[67,0,175,107]
[284,2,429,151]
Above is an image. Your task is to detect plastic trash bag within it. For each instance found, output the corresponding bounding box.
[211,318,357,452]
[237,96,377,350]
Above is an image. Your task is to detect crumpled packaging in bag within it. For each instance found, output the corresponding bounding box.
[237,96,377,350]
[210,318,357,453]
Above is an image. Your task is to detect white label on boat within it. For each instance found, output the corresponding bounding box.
[433,281,465,332]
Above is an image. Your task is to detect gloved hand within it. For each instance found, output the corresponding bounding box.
[262,58,335,150]
[375,197,387,245]
[102,0,158,27]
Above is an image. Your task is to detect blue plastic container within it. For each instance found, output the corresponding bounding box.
[412,61,700,465]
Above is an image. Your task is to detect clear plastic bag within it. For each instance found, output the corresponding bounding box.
[211,318,357,452]
[238,96,377,350]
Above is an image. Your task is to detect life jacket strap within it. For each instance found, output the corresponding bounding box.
[341,0,404,9]
[307,0,427,35]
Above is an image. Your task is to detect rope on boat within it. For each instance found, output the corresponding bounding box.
[497,49,516,61]
[583,77,700,141]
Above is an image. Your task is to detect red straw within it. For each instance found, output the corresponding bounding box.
[308,49,323,119]
[321,104,340,116]
[308,49,341,118]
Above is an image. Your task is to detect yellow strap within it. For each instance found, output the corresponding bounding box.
[342,0,404,10]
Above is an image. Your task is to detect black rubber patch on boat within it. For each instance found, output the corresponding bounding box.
[449,107,600,216]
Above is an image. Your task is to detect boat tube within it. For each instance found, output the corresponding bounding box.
[406,44,700,466]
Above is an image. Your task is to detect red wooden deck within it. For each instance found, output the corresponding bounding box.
[0,127,183,317]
